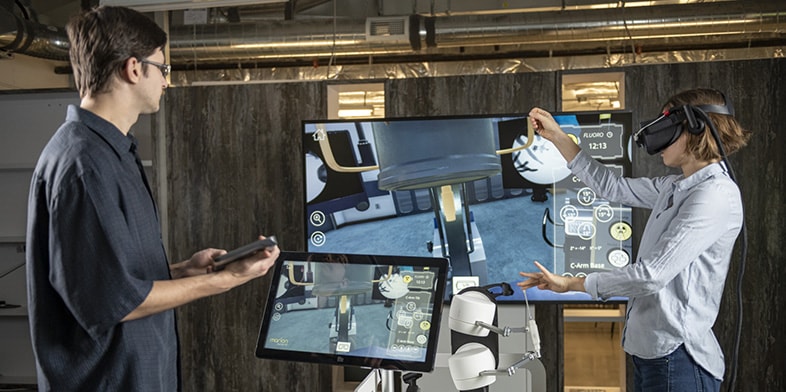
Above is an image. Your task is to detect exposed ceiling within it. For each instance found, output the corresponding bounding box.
[2,0,785,71]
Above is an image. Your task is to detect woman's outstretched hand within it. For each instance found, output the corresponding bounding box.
[518,261,585,293]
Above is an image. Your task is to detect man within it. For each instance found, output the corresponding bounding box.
[25,6,279,391]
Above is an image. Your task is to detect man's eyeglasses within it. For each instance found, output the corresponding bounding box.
[140,58,171,78]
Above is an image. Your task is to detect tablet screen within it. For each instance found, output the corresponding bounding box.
[255,252,448,372]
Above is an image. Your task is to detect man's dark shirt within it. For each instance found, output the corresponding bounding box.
[26,105,178,391]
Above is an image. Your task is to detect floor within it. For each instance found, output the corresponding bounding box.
[563,321,625,392]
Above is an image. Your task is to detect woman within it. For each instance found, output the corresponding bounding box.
[518,88,750,392]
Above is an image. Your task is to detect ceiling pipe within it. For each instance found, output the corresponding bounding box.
[167,1,786,67]
[429,2,786,52]
[168,16,422,65]
[2,1,785,68]
[0,1,69,61]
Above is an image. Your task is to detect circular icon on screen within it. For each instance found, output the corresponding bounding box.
[608,249,630,267]
[577,187,596,206]
[310,231,326,247]
[559,204,579,223]
[416,334,428,344]
[420,321,431,331]
[609,221,633,241]
[594,204,614,223]
[310,211,326,227]
[577,222,596,240]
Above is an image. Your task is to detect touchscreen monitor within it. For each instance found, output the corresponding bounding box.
[255,252,449,372]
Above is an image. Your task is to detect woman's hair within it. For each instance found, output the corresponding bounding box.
[664,88,751,161]
[66,6,167,98]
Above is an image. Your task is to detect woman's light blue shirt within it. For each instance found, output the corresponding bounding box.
[569,150,743,380]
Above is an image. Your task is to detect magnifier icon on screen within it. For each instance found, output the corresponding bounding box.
[310,211,325,226]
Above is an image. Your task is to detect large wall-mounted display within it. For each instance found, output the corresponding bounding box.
[302,112,634,302]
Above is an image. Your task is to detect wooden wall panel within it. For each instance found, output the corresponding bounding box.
[163,82,330,392]
[386,73,558,117]
[161,58,785,391]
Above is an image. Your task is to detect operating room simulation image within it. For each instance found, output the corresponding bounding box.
[259,257,443,365]
[302,112,635,302]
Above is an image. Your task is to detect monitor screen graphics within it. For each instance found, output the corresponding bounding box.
[302,112,634,303]
[255,252,449,372]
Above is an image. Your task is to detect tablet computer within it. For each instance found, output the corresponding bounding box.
[214,236,277,271]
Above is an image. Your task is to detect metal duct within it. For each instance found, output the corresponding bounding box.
[430,2,786,53]
[0,2,69,61]
[168,17,421,65]
[1,1,785,68]
[168,1,786,68]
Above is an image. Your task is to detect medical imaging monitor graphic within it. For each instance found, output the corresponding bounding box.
[302,112,634,303]
[255,252,449,372]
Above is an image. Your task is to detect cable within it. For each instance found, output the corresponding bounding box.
[0,262,25,280]
[727,220,747,392]
[696,109,746,392]
[523,284,532,324]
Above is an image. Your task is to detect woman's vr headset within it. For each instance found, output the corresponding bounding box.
[633,96,734,155]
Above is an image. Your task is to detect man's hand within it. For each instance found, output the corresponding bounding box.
[170,248,223,278]
[222,237,280,279]
[126,236,280,321]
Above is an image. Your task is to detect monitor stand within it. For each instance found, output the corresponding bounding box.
[354,369,397,392]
